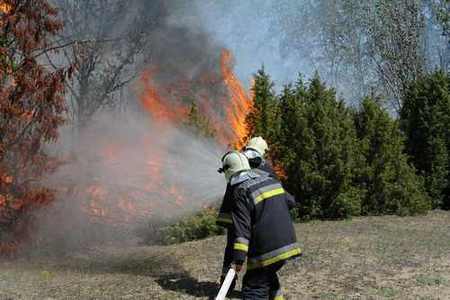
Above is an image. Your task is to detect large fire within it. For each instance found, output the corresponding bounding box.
[0,48,252,258]
[0,48,253,255]
[140,49,252,146]
[81,49,252,224]
[220,49,252,148]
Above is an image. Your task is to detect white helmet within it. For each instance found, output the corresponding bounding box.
[218,151,251,182]
[246,136,268,157]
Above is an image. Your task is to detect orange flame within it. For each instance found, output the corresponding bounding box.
[140,70,188,123]
[80,48,252,224]
[220,49,252,148]
[138,48,251,147]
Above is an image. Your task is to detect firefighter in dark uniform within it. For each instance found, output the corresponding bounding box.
[217,137,296,292]
[217,137,283,229]
[217,150,301,299]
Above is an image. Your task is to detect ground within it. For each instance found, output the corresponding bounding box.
[1,211,450,299]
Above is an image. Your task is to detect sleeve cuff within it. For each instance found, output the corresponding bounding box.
[233,237,249,262]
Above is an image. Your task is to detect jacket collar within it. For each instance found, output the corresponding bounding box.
[230,170,260,186]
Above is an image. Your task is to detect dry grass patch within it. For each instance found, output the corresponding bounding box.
[1,211,450,299]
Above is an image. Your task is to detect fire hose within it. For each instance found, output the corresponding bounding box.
[215,267,236,300]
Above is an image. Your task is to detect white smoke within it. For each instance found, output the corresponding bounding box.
[32,108,226,253]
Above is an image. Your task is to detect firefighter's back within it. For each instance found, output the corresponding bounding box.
[236,175,301,269]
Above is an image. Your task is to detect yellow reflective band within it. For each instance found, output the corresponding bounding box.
[233,243,249,252]
[216,217,232,224]
[274,296,285,300]
[262,248,301,266]
[247,247,301,270]
[254,188,285,204]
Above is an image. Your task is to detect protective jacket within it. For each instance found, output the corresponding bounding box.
[216,183,234,228]
[251,159,277,178]
[230,171,301,269]
[216,162,295,228]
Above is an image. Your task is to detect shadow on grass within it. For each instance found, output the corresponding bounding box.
[156,274,241,299]
[31,248,241,299]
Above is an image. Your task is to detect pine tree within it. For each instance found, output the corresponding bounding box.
[246,69,432,218]
[275,74,362,219]
[354,98,430,215]
[401,71,450,209]
[245,67,278,142]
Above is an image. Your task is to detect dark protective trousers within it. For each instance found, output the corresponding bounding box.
[242,261,285,300]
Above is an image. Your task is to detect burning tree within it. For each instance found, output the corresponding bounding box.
[139,49,252,148]
[0,0,71,256]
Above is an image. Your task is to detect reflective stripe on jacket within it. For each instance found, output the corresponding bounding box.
[231,172,301,268]
[216,159,295,228]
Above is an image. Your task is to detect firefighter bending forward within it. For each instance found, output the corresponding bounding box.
[217,150,301,299]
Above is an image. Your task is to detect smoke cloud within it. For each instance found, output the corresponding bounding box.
[32,0,232,253]
[190,0,315,89]
[35,111,225,253]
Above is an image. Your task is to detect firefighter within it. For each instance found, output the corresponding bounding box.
[218,151,301,299]
[216,138,296,295]
[217,137,279,229]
